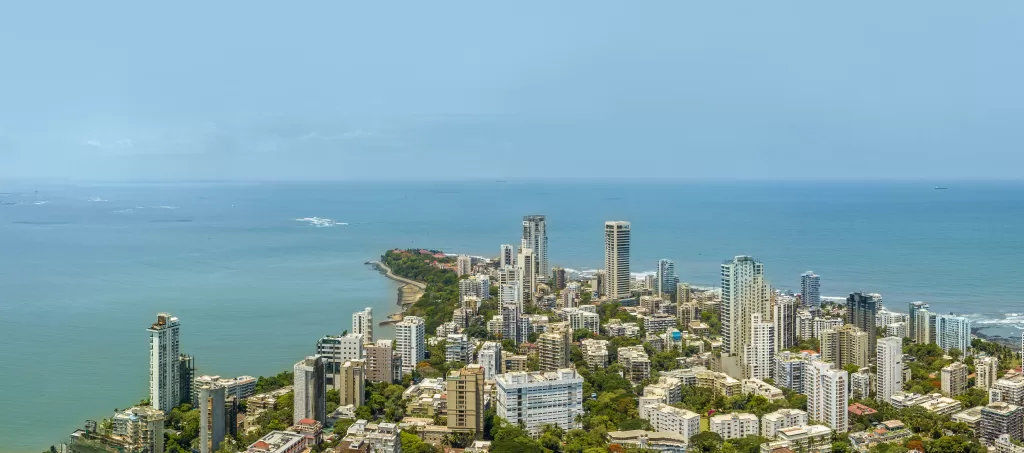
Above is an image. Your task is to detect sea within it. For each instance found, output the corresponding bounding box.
[1,180,1023,452]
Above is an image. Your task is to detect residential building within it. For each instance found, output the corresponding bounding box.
[766,425,832,453]
[696,369,742,397]
[340,421,402,453]
[495,369,584,437]
[876,309,909,328]
[563,307,600,333]
[721,256,771,359]
[476,341,502,380]
[977,356,1000,391]
[110,406,165,453]
[746,313,776,380]
[656,259,679,299]
[580,338,610,369]
[942,362,969,397]
[365,340,395,384]
[193,375,257,402]
[850,369,872,400]
[643,377,683,405]
[447,365,485,438]
[762,409,809,439]
[198,384,226,453]
[775,295,798,351]
[522,215,549,278]
[553,267,567,290]
[806,361,849,433]
[914,309,937,346]
[289,418,322,448]
[456,255,472,276]
[179,354,195,406]
[796,309,815,340]
[607,430,690,453]
[908,301,929,341]
[801,272,821,309]
[993,375,1024,406]
[821,324,869,369]
[849,420,913,452]
[460,275,490,304]
[500,244,514,268]
[293,356,326,425]
[710,413,759,440]
[981,402,1023,444]
[619,346,652,383]
[886,322,908,339]
[774,351,816,394]
[953,406,985,434]
[539,325,572,372]
[813,317,844,340]
[876,337,903,404]
[517,248,536,305]
[339,360,365,408]
[742,378,785,401]
[936,315,972,356]
[640,313,677,334]
[317,334,363,390]
[396,316,426,374]
[638,403,700,440]
[889,392,962,415]
[995,434,1024,453]
[445,333,471,364]
[503,353,528,372]
[246,430,306,453]
[604,319,641,338]
[352,307,373,343]
[846,293,879,357]
[147,313,181,413]
[604,221,632,300]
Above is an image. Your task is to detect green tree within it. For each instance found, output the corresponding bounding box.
[691,432,725,453]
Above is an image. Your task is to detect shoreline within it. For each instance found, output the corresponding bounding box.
[367,260,426,325]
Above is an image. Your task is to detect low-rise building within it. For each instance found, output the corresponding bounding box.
[742,378,785,402]
[580,338,610,369]
[607,430,690,453]
[760,425,832,453]
[619,346,652,383]
[245,430,306,453]
[710,413,759,440]
[994,434,1024,453]
[889,392,962,415]
[952,406,984,434]
[696,369,741,397]
[339,420,402,453]
[981,402,1023,445]
[762,409,809,439]
[848,420,913,452]
[637,403,701,440]
[643,377,683,405]
[604,319,641,338]
[109,406,165,453]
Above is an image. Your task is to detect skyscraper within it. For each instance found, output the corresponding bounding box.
[806,361,849,433]
[516,248,536,305]
[656,259,678,299]
[522,215,549,279]
[908,301,930,341]
[876,337,903,404]
[774,296,798,351]
[914,308,937,345]
[500,244,514,268]
[456,255,472,276]
[178,354,195,407]
[148,313,181,413]
[477,342,503,380]
[936,314,972,356]
[942,362,969,397]
[604,221,631,301]
[293,356,326,425]
[198,384,225,453]
[846,293,879,357]
[396,316,426,374]
[745,313,775,380]
[820,324,870,369]
[800,272,820,309]
[352,307,373,343]
[721,256,771,357]
[365,340,395,384]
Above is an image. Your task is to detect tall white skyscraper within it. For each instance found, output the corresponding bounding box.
[352,307,373,343]
[604,221,631,301]
[499,282,522,308]
[805,361,849,433]
[800,272,820,309]
[476,341,503,380]
[522,215,549,279]
[500,244,514,268]
[745,313,775,380]
[936,314,972,356]
[396,316,426,373]
[456,255,472,276]
[293,356,326,425]
[656,259,678,299]
[908,301,930,341]
[976,356,1000,391]
[721,256,771,356]
[876,337,903,404]
[517,248,536,306]
[148,313,181,413]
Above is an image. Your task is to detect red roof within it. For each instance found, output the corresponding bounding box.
[253,441,270,450]
[849,403,878,416]
[299,418,316,425]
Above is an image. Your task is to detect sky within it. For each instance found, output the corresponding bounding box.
[1,1,1022,181]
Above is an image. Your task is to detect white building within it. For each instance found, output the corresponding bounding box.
[396,316,426,373]
[746,313,776,380]
[517,248,536,305]
[193,375,257,401]
[886,322,908,339]
[813,317,844,341]
[147,313,181,413]
[742,378,785,401]
[876,309,909,328]
[456,255,472,276]
[605,221,632,300]
[656,259,678,299]
[293,356,326,425]
[580,338,610,369]
[774,351,817,394]
[805,360,848,433]
[851,369,872,400]
[762,409,809,439]
[977,356,1000,391]
[936,315,972,356]
[722,256,771,357]
[445,333,471,364]
[495,369,584,437]
[476,342,502,380]
[800,271,820,309]
[111,406,165,453]
[639,313,677,334]
[710,413,759,440]
[796,309,815,340]
[247,430,306,453]
[500,244,514,269]
[638,403,700,440]
[460,275,491,303]
[562,307,600,333]
[876,337,903,405]
[522,215,549,279]
[352,307,374,343]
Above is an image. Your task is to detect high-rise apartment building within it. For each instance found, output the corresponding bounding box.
[179,354,195,407]
[447,365,485,438]
[851,369,872,400]
[942,362,969,397]
[604,221,631,301]
[517,248,536,305]
[339,360,365,408]
[805,361,849,433]
[721,256,771,357]
[908,302,930,342]
[539,325,572,372]
[365,340,395,384]
[774,296,798,351]
[876,337,903,404]
[936,315,971,356]
[477,341,502,380]
[293,356,326,425]
[977,356,1000,391]
[352,307,373,343]
[456,255,472,276]
[522,215,549,279]
[846,293,879,357]
[800,272,820,309]
[198,384,225,453]
[656,259,679,299]
[745,313,776,380]
[913,309,937,345]
[111,406,165,453]
[148,313,181,413]
[317,333,364,390]
[495,369,584,437]
[500,244,514,269]
[821,324,870,369]
[446,333,471,364]
[981,402,1023,444]
[396,316,426,374]
[553,267,567,290]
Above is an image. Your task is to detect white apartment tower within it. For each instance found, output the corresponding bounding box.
[656,259,678,299]
[148,313,181,413]
[746,313,776,380]
[977,356,1000,391]
[801,272,820,309]
[293,356,326,425]
[876,337,903,405]
[352,307,373,343]
[722,256,771,356]
[500,244,514,268]
[522,215,549,279]
[774,296,798,351]
[936,314,972,356]
[805,361,849,433]
[517,248,536,306]
[396,316,426,374]
[605,221,632,301]
[476,342,502,380]
[456,255,472,277]
[495,369,584,436]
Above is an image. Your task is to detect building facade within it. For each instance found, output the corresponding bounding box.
[365,340,395,383]
[936,315,972,356]
[148,313,181,414]
[604,221,632,300]
[495,369,584,437]
[198,384,225,453]
[942,362,969,397]
[721,256,771,358]
[293,356,326,425]
[522,215,549,279]
[746,313,776,380]
[876,337,903,405]
[339,360,365,408]
[806,361,849,433]
[846,292,879,357]
[800,272,820,309]
[821,324,870,369]
[447,365,485,438]
[352,307,374,343]
[396,316,426,374]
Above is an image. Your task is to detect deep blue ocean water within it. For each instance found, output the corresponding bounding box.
[1,180,1023,452]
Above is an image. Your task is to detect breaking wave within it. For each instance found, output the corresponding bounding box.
[294,217,347,227]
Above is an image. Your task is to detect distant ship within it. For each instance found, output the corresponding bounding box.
[934,187,948,190]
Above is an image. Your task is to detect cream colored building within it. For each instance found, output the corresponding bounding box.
[821,324,869,369]
[447,365,485,438]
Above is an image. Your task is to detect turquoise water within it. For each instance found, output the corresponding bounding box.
[2,180,1023,452]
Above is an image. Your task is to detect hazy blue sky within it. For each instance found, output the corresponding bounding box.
[1,1,1022,181]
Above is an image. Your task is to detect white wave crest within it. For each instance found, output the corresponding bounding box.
[34,201,49,205]
[294,217,348,227]
[113,209,134,213]
[88,197,109,202]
